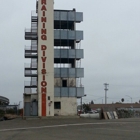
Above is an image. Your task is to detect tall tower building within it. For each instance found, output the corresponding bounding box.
[24,0,84,117]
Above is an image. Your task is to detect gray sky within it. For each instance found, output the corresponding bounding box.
[0,0,140,105]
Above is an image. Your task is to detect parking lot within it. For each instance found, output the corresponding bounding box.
[0,118,140,140]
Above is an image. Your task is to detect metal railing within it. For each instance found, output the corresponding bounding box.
[25,52,37,57]
[24,70,37,76]
[24,88,37,94]
[31,11,37,17]
[25,45,37,51]
[31,40,37,45]
[25,28,37,33]
[31,22,37,29]
[24,81,37,86]
[24,63,37,69]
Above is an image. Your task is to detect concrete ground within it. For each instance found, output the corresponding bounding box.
[0,117,140,140]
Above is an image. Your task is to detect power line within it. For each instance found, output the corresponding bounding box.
[86,94,104,97]
[107,97,122,99]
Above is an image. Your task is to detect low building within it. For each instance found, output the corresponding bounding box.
[90,103,140,110]
[0,96,9,105]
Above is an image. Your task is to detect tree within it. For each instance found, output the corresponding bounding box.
[121,98,124,103]
[91,100,94,104]
[82,103,91,113]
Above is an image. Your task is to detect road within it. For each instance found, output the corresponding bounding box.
[0,118,140,140]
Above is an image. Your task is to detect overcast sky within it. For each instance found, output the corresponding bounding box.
[0,0,140,105]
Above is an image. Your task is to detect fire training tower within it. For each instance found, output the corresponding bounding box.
[24,0,84,117]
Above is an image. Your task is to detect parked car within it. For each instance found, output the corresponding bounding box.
[88,110,98,114]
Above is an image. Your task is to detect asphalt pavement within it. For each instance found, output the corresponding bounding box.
[0,117,140,140]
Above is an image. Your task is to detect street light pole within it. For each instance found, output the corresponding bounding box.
[81,95,87,111]
[18,101,22,115]
[104,83,109,104]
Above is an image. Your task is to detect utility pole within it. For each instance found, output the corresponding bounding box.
[81,97,82,111]
[104,83,109,104]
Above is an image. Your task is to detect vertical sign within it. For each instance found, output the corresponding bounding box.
[38,0,54,117]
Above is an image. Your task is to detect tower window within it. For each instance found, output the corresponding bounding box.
[54,102,61,109]
[48,96,50,100]
[62,80,67,87]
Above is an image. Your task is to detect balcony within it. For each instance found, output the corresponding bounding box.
[24,81,37,94]
[24,87,84,97]
[25,46,37,53]
[25,68,84,78]
[24,81,37,87]
[25,52,38,58]
[54,68,84,78]
[54,49,83,59]
[31,40,37,46]
[31,22,37,29]
[54,11,83,29]
[24,87,37,94]
[24,70,37,77]
[25,63,37,70]
[31,11,38,22]
[31,16,37,22]
[25,29,83,41]
[54,87,84,98]
[31,11,83,23]
[25,29,37,40]
[54,11,83,22]
[54,30,83,40]
[25,48,84,60]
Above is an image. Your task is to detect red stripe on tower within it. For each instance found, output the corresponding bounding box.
[40,0,47,116]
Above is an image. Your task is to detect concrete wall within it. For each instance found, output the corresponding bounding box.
[24,95,31,103]
[54,97,77,116]
[24,94,38,103]
[90,104,140,109]
[31,94,38,101]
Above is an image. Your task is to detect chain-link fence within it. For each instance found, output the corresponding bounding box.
[116,108,140,118]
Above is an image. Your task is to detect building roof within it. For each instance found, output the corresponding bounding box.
[90,103,140,109]
[0,96,9,105]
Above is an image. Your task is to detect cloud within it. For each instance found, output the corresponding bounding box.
[1,0,140,105]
